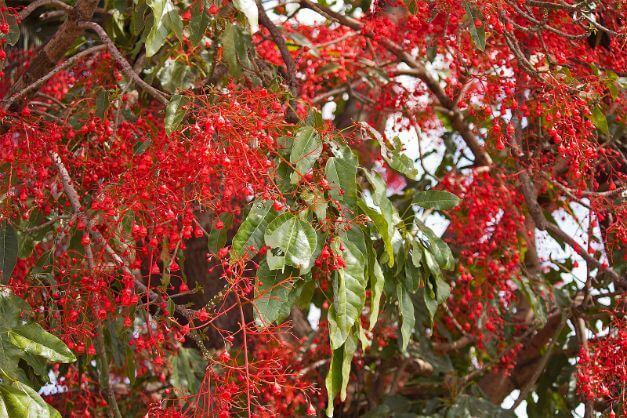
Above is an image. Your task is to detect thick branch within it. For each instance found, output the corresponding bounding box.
[510,316,565,409]
[18,0,72,20]
[8,0,100,111]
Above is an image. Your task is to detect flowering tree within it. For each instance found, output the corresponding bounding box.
[0,0,625,416]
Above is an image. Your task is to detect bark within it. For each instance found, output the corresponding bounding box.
[478,312,563,403]
[8,0,100,111]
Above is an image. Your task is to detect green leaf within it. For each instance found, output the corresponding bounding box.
[420,287,438,325]
[286,32,320,57]
[410,240,423,268]
[325,333,357,416]
[289,127,322,184]
[463,1,486,51]
[515,279,548,327]
[403,253,421,293]
[302,188,328,221]
[423,247,450,316]
[0,292,30,383]
[0,222,18,284]
[0,382,61,418]
[134,139,152,155]
[254,259,295,325]
[385,137,418,178]
[359,123,417,178]
[169,347,205,395]
[189,0,210,45]
[157,59,194,93]
[447,395,516,418]
[146,0,183,57]
[0,289,30,328]
[325,346,342,417]
[413,190,461,210]
[264,213,317,271]
[164,94,189,135]
[231,200,277,259]
[95,89,109,119]
[358,200,395,267]
[0,290,74,389]
[589,105,609,135]
[423,248,442,282]
[316,63,341,76]
[232,0,259,33]
[421,253,450,323]
[221,23,253,77]
[415,220,455,270]
[368,252,384,331]
[325,154,358,206]
[407,0,418,13]
[396,282,415,351]
[328,229,367,349]
[8,323,76,363]
[207,213,234,253]
[339,333,357,400]
[21,352,48,382]
[131,0,149,36]
[359,171,398,266]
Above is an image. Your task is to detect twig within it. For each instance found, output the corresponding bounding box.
[256,0,299,122]
[573,316,594,417]
[235,293,252,416]
[2,45,106,110]
[432,335,475,353]
[50,151,122,418]
[49,152,208,357]
[298,0,493,167]
[78,22,169,105]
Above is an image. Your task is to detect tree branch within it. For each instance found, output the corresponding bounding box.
[510,316,565,410]
[18,0,72,20]
[256,0,299,122]
[2,45,106,110]
[78,22,169,105]
[509,111,623,286]
[49,152,208,358]
[8,0,101,111]
[298,0,492,167]
[50,151,122,418]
